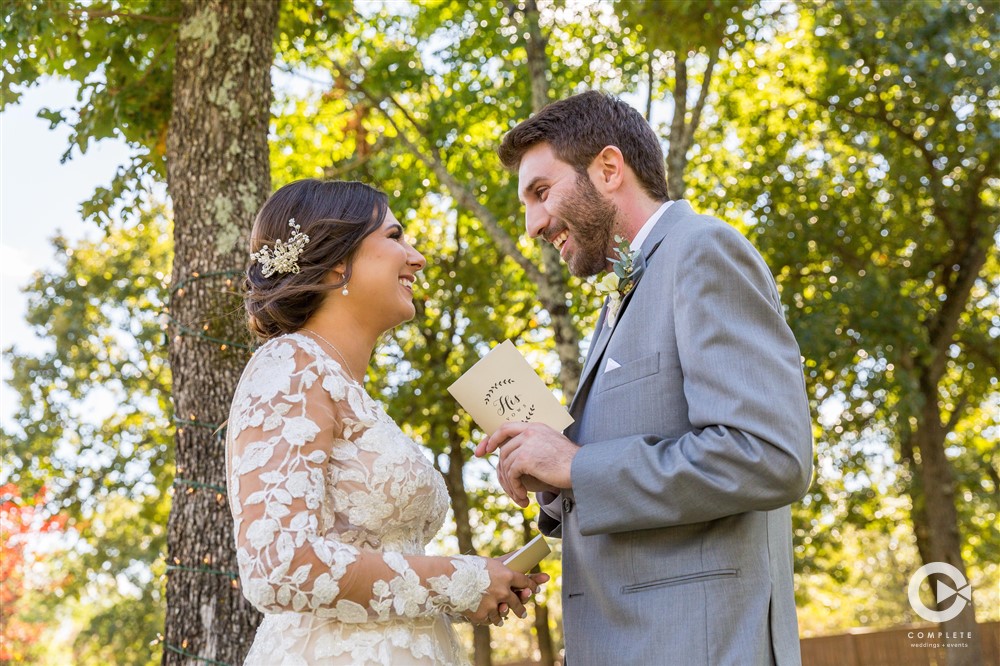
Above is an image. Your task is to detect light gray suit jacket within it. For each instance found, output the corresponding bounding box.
[539,201,813,666]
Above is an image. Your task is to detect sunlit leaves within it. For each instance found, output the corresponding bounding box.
[2,1,175,165]
[699,0,998,628]
[1,208,173,661]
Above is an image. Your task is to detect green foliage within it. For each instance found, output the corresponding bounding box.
[5,0,997,657]
[2,1,176,226]
[267,0,578,543]
[72,588,164,666]
[68,503,167,664]
[796,518,920,634]
[1,1,176,155]
[265,8,609,657]
[1,208,173,662]
[616,0,758,53]
[700,0,999,624]
[4,209,173,506]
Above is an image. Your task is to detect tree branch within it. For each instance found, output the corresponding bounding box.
[666,52,689,199]
[680,47,719,157]
[922,147,998,388]
[943,394,970,434]
[670,51,689,145]
[645,50,655,122]
[984,449,1000,496]
[322,135,388,179]
[925,226,990,387]
[522,0,550,111]
[350,77,545,285]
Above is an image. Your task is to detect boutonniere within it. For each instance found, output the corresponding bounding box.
[593,235,646,327]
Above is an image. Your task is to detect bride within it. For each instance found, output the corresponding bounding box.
[226,179,546,665]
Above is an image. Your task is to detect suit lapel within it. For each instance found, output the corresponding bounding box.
[568,200,695,415]
[574,306,612,397]
[568,291,630,414]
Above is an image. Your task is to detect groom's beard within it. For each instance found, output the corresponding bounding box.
[558,173,618,278]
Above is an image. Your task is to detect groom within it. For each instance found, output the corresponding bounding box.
[476,91,813,665]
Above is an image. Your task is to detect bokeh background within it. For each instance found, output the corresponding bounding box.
[1,1,996,665]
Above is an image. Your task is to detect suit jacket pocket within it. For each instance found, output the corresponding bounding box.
[621,568,739,594]
[598,352,660,393]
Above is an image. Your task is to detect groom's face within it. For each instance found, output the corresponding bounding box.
[518,143,617,278]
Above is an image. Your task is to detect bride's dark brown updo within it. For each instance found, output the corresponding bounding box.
[245,179,388,342]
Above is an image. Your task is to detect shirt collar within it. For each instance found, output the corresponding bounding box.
[630,200,673,253]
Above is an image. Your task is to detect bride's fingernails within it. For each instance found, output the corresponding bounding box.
[519,610,527,618]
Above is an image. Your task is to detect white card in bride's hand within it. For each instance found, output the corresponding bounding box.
[502,533,551,573]
[447,339,574,435]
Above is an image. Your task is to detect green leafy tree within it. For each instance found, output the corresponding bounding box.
[267,5,573,660]
[10,3,996,664]
[2,209,173,664]
[2,0,175,225]
[705,2,998,661]
[4,0,280,660]
[0,485,67,665]
[351,0,589,406]
[616,0,764,198]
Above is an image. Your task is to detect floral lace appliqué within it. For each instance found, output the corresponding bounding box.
[226,334,489,665]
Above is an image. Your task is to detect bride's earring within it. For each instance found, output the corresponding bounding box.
[341,283,349,296]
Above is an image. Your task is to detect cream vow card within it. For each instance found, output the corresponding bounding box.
[502,534,551,574]
[447,340,574,435]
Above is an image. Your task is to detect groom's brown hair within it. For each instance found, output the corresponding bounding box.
[498,90,670,202]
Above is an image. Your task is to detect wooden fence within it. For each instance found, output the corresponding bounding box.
[801,621,1000,666]
[499,621,1000,666]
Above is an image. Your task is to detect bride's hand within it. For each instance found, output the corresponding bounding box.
[512,571,551,604]
[495,571,551,623]
[463,559,540,626]
[494,552,551,603]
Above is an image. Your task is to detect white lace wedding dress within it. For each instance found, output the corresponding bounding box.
[226,333,490,665]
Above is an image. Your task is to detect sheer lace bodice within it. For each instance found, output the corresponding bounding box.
[226,333,489,664]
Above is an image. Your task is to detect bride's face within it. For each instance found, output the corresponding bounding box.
[343,211,425,331]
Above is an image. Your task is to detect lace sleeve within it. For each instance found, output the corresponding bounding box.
[226,337,490,621]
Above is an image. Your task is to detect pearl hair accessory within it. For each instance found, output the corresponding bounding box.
[250,219,309,277]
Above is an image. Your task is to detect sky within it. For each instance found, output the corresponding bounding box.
[1,80,132,429]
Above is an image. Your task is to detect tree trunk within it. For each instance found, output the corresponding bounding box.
[521,0,581,403]
[523,517,556,665]
[445,440,493,666]
[666,47,718,202]
[914,388,984,666]
[908,199,991,666]
[163,1,279,664]
[534,599,556,666]
[900,431,937,596]
[666,51,689,201]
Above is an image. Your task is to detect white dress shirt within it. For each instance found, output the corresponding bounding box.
[601,200,673,329]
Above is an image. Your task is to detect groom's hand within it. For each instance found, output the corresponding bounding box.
[475,423,579,508]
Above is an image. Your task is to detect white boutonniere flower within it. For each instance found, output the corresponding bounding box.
[593,235,646,327]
